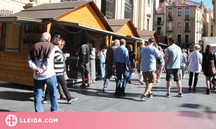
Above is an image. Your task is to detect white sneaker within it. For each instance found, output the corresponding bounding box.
[156,80,160,83]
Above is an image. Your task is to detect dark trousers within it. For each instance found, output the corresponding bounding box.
[189,72,199,88]
[44,75,71,101]
[115,62,129,92]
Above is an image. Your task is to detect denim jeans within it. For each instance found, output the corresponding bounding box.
[128,68,135,80]
[115,62,129,92]
[104,65,117,90]
[33,75,58,112]
[99,58,106,78]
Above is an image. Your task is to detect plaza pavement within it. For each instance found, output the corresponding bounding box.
[0,72,216,112]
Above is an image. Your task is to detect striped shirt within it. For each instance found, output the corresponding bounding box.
[54,47,67,76]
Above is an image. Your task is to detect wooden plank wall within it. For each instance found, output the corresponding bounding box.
[0,51,33,86]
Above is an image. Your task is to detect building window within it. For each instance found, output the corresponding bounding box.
[185,35,189,43]
[101,0,116,19]
[177,22,182,27]
[124,0,132,19]
[178,11,182,16]
[185,22,190,31]
[168,8,172,10]
[177,34,181,43]
[178,7,182,9]
[185,7,189,9]
[185,11,189,16]
[168,11,173,20]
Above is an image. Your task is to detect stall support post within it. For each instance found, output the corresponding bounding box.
[18,24,23,52]
[109,34,113,47]
[43,20,52,33]
[105,34,109,47]
[1,23,6,51]
[134,40,138,71]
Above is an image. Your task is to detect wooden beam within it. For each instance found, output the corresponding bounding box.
[106,34,109,47]
[109,35,113,47]
[134,40,138,71]
[43,20,52,33]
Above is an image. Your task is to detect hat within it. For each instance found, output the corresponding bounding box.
[148,38,155,43]
[139,40,145,43]
[194,44,200,49]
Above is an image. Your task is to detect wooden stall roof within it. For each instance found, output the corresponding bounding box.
[158,35,168,45]
[137,31,159,43]
[107,19,139,37]
[2,1,112,31]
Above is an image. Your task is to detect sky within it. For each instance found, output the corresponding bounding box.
[192,0,213,10]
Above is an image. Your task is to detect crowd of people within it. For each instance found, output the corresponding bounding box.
[28,32,215,112]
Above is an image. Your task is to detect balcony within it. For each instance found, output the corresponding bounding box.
[155,21,164,25]
[167,27,173,32]
[184,27,190,32]
[167,16,174,21]
[185,15,191,21]
[157,31,163,35]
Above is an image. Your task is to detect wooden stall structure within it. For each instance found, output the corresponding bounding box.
[0,1,118,86]
[137,31,160,43]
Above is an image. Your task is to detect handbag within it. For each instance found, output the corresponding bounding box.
[209,53,216,76]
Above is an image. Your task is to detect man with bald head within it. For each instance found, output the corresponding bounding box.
[28,32,59,112]
[113,39,131,95]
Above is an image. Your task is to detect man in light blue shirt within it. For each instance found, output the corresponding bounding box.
[28,32,59,112]
[137,38,162,101]
[113,39,131,95]
[165,37,183,98]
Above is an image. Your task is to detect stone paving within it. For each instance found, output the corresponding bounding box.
[0,72,216,112]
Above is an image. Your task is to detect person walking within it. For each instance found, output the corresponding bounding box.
[128,44,135,83]
[113,39,131,95]
[103,39,120,92]
[137,38,162,101]
[90,40,96,84]
[156,46,164,83]
[76,35,93,87]
[164,37,183,98]
[202,45,214,94]
[136,40,145,85]
[97,43,107,81]
[28,32,59,112]
[180,51,187,79]
[187,45,202,92]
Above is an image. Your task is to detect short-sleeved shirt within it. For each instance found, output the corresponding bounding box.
[77,43,93,63]
[113,45,130,65]
[187,50,202,73]
[165,44,182,69]
[139,44,160,72]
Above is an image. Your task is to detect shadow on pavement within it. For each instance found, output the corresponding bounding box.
[0,91,34,102]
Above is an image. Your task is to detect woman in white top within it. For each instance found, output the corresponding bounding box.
[90,40,96,83]
[97,43,107,80]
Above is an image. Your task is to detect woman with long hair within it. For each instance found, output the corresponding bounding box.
[202,45,214,94]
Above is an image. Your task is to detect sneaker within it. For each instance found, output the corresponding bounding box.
[80,83,86,88]
[139,81,144,85]
[128,80,131,84]
[166,93,170,98]
[147,93,153,98]
[103,89,108,92]
[68,97,78,104]
[140,95,148,101]
[178,92,183,97]
[156,80,160,83]
[86,83,90,87]
[42,100,50,104]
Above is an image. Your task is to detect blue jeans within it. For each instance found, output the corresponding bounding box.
[33,75,58,112]
[104,65,117,90]
[99,58,106,78]
[115,62,129,92]
[128,68,135,80]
